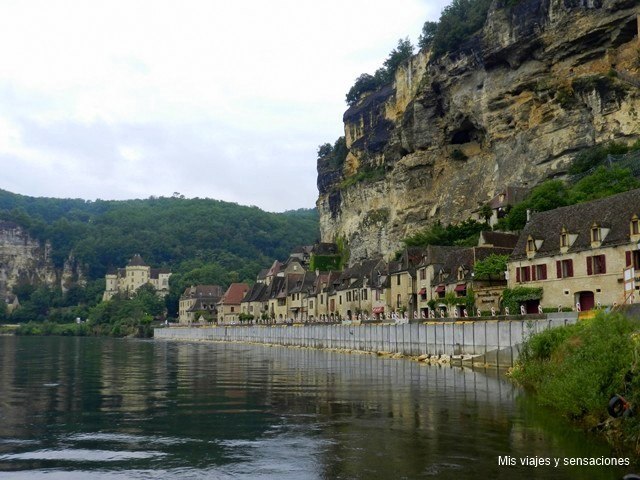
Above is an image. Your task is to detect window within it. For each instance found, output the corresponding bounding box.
[560,233,568,248]
[396,294,402,308]
[375,290,381,301]
[420,269,426,280]
[526,238,536,253]
[361,289,368,300]
[320,294,324,303]
[591,226,601,243]
[310,300,314,309]
[339,295,342,305]
[346,292,352,302]
[535,264,547,280]
[397,275,401,286]
[516,266,531,283]
[230,306,235,312]
[587,255,606,275]
[556,259,574,278]
[632,216,640,235]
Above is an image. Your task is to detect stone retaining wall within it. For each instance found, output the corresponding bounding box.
[155,314,578,367]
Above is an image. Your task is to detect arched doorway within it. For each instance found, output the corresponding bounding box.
[576,291,595,311]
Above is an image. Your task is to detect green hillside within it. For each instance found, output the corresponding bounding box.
[0,190,319,321]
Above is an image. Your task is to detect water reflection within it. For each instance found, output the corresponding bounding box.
[0,336,628,479]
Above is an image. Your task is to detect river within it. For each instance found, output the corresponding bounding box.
[0,336,631,479]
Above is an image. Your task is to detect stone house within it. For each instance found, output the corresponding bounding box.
[475,186,530,227]
[217,283,249,323]
[241,282,269,320]
[103,254,171,301]
[311,271,341,320]
[267,276,286,321]
[431,246,514,317]
[415,246,467,318]
[388,248,425,319]
[508,189,640,311]
[288,271,317,321]
[178,285,224,323]
[332,258,386,320]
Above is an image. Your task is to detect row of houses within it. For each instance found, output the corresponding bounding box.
[178,188,640,324]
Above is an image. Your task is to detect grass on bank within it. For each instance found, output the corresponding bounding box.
[511,312,640,454]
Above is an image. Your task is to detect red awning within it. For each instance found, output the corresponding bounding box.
[454,284,467,292]
[372,306,384,314]
[435,285,445,293]
[418,288,427,295]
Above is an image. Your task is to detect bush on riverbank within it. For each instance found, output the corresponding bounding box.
[511,312,640,454]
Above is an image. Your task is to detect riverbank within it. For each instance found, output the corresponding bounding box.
[510,311,640,457]
[11,320,154,338]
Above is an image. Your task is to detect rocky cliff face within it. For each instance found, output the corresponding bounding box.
[0,221,82,296]
[317,0,640,263]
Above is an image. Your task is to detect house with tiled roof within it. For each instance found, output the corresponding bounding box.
[414,246,467,318]
[483,186,530,226]
[508,189,640,311]
[388,247,427,319]
[288,270,317,321]
[267,276,286,321]
[179,285,224,323]
[430,245,513,317]
[332,258,386,320]
[217,283,249,323]
[103,254,171,301]
[241,282,269,321]
[312,271,342,320]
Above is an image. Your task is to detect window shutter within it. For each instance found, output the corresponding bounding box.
[541,264,547,280]
[626,251,632,267]
[516,267,520,282]
[600,255,606,274]
[567,260,573,277]
[556,261,562,278]
[586,257,593,276]
[531,265,536,281]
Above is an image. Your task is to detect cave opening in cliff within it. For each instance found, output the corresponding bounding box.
[450,119,484,145]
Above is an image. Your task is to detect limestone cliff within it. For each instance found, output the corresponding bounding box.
[317,0,640,263]
[0,221,82,296]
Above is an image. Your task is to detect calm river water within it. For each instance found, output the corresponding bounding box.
[0,336,632,479]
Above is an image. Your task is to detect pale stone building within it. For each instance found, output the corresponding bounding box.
[103,254,171,301]
[508,189,640,311]
[217,283,249,324]
[178,285,224,323]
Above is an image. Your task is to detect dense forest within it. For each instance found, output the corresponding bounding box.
[0,190,319,326]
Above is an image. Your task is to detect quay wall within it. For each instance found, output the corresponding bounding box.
[155,314,579,366]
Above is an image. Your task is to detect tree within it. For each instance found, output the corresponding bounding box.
[479,203,493,222]
[382,38,414,78]
[418,21,439,49]
[345,74,379,106]
[507,180,569,231]
[473,254,509,281]
[431,0,492,57]
[568,166,640,204]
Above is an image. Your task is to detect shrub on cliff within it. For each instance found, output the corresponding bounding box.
[345,38,414,106]
[428,0,492,57]
[317,137,348,169]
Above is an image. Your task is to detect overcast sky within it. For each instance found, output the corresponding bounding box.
[0,0,448,212]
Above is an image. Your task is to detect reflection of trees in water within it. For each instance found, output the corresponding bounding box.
[0,338,620,479]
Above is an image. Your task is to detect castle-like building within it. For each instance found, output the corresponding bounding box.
[102,254,171,301]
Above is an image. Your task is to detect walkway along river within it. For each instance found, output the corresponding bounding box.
[155,313,579,367]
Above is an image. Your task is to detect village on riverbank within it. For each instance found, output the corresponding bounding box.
[111,187,640,326]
